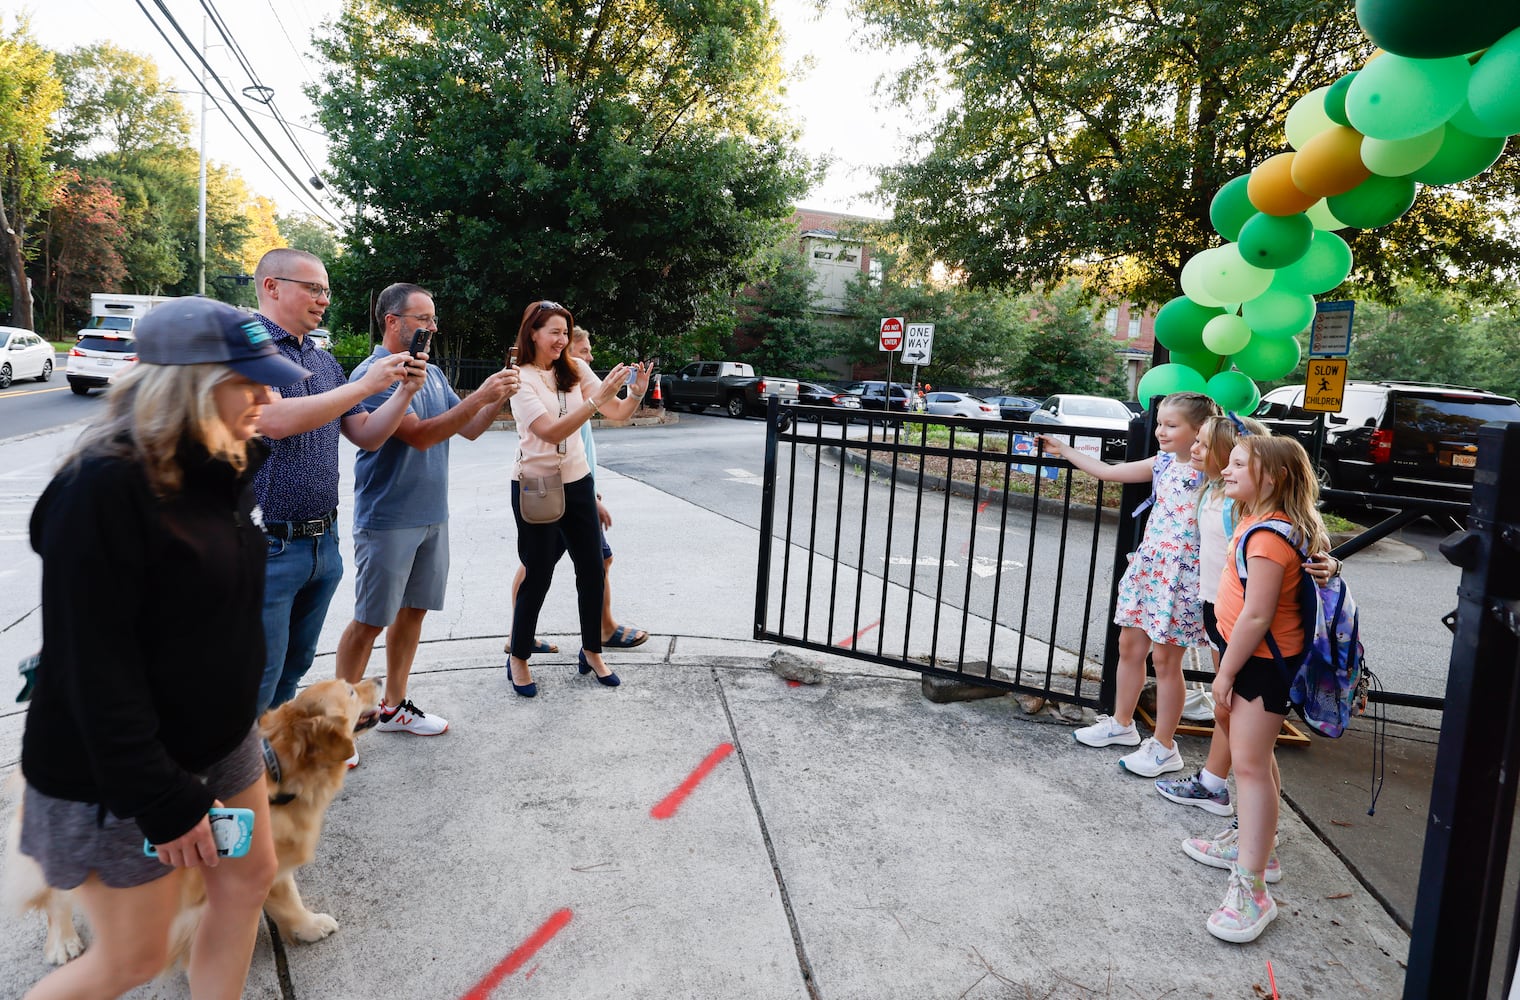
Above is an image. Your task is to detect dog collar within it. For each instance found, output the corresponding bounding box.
[262,737,297,807]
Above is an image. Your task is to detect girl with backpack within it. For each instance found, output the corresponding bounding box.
[1196,435,1330,943]
[1036,390,1219,778]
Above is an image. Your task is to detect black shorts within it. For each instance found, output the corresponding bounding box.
[1227,652,1302,717]
[1202,602,1224,652]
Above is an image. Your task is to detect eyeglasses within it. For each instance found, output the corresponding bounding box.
[535,301,564,312]
[271,276,332,299]
[392,312,439,326]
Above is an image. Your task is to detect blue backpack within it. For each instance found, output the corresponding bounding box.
[1233,519,1370,739]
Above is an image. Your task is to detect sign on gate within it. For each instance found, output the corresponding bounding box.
[902,323,934,366]
[1310,301,1354,357]
[879,317,904,352]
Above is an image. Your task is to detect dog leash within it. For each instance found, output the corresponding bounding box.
[262,737,297,806]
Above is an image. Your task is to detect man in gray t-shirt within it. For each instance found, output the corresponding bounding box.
[334,282,516,751]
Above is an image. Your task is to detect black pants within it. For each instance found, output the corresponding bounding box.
[511,474,602,659]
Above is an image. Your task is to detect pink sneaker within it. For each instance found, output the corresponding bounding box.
[1206,865,1278,943]
[1182,825,1281,883]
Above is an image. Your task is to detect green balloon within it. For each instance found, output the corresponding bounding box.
[1153,296,1223,353]
[1360,128,1443,177]
[1242,381,1262,415]
[1273,231,1353,295]
[1324,72,1357,127]
[1206,370,1259,412]
[1305,199,1346,231]
[1231,333,1302,380]
[1202,314,1253,355]
[1346,53,1473,141]
[1199,243,1273,304]
[1408,125,1507,185]
[1169,348,1225,379]
[1242,288,1315,338]
[1237,212,1313,269]
[1467,27,1520,135]
[1286,87,1337,150]
[1137,363,1207,406]
[1327,174,1417,229]
[1450,101,1514,140]
[1209,176,1256,240]
[1356,0,1520,59]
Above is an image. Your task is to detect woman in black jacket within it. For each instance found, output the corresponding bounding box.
[19,297,311,1000]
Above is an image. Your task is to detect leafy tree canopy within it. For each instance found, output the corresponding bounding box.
[313,0,813,362]
[735,240,830,377]
[52,43,191,169]
[854,0,1520,305]
[0,16,65,328]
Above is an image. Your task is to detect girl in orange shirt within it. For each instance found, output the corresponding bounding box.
[1195,435,1328,943]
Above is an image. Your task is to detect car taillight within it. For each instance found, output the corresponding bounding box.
[979,405,995,413]
[1369,428,1393,463]
[757,379,766,393]
[830,394,841,403]
[69,347,83,357]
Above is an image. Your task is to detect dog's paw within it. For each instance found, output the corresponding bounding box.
[43,929,84,965]
[291,913,339,943]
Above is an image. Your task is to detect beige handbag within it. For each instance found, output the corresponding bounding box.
[518,390,567,524]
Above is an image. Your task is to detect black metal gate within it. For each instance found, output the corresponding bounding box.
[754,401,1137,709]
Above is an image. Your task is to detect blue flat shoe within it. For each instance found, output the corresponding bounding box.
[507,659,538,698]
[578,650,620,687]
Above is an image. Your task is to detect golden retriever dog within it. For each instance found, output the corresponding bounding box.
[2,677,381,967]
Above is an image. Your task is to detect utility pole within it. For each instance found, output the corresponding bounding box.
[197,16,208,296]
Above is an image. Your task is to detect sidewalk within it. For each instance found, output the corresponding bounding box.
[0,428,1417,998]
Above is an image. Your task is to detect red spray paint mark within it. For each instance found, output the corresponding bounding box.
[834,619,879,648]
[459,908,572,1000]
[524,964,539,980]
[786,679,802,687]
[651,743,734,820]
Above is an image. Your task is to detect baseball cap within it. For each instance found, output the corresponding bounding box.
[135,296,312,387]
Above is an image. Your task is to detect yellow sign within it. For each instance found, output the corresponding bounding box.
[1304,359,1347,412]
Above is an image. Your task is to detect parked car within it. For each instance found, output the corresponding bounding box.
[659,361,800,418]
[924,391,999,419]
[0,327,56,388]
[66,332,139,395]
[983,394,1041,420]
[1254,380,1520,503]
[787,381,863,419]
[1029,394,1135,460]
[308,328,333,351]
[842,380,915,414]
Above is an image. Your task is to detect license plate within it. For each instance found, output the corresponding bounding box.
[1452,453,1476,468]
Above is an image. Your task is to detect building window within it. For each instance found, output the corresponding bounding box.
[868,258,883,287]
[813,250,834,260]
[838,250,858,263]
[1128,316,1141,339]
[1104,308,1119,335]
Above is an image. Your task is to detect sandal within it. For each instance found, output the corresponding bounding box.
[504,637,559,654]
[604,624,649,648]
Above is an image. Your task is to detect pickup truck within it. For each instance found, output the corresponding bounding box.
[660,361,800,418]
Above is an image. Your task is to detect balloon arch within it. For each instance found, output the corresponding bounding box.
[1139,0,1520,412]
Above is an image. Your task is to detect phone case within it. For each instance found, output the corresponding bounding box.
[143,807,255,859]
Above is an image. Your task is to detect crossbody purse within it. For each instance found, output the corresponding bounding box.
[518,390,567,524]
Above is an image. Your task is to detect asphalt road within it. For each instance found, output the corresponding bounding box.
[0,354,99,439]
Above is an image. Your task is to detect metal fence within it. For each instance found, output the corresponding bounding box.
[754,400,1136,708]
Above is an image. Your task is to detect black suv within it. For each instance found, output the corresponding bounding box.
[842,380,915,413]
[1254,380,1520,502]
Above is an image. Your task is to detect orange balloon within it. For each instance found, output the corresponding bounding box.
[1291,125,1373,198]
[1248,152,1319,216]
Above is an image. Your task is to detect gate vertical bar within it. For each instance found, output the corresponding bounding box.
[1102,407,1157,713]
[1404,421,1520,998]
[754,396,781,639]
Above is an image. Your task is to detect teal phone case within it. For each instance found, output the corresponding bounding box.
[143,807,255,858]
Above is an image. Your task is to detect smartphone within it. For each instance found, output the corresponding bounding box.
[408,328,430,358]
[507,347,518,368]
[624,366,638,386]
[143,807,255,859]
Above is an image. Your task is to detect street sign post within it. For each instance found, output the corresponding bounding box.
[879,317,904,352]
[1310,301,1354,357]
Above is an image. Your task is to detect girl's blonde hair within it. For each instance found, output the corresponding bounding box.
[61,362,251,497]
[1236,435,1329,554]
[1198,414,1269,483]
[1159,391,1221,429]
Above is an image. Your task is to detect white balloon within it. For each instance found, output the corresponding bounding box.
[1286,86,1336,151]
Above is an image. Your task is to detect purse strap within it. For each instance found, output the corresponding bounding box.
[515,387,569,479]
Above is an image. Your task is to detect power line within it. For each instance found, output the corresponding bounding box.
[264,0,321,91]
[134,0,344,228]
[138,0,344,228]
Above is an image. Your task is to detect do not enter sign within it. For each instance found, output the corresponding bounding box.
[879,316,904,352]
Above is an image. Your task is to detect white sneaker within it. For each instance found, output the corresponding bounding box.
[1182,825,1282,883]
[345,749,359,769]
[1072,714,1142,748]
[1118,736,1184,777]
[375,699,449,736]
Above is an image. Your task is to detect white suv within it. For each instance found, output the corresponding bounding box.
[66,332,138,395]
[0,327,55,388]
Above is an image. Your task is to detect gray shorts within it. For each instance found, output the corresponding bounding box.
[18,725,264,890]
[353,522,450,627]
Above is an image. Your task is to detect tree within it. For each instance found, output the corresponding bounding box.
[51,43,191,170]
[1344,289,1520,399]
[1002,283,1123,399]
[313,0,812,363]
[0,17,64,329]
[837,261,1029,388]
[735,242,827,377]
[277,211,338,261]
[854,0,1520,306]
[35,170,126,337]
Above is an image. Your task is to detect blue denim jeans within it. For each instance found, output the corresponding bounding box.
[257,528,344,712]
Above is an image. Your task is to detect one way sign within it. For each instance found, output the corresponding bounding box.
[902,323,934,366]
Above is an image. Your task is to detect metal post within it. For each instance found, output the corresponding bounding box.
[754,395,781,639]
[1404,421,1520,998]
[1100,399,1159,712]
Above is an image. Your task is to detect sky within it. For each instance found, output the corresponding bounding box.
[16,0,910,224]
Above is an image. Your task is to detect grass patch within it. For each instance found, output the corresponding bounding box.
[1322,511,1364,533]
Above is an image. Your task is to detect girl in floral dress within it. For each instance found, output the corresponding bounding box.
[1037,391,1219,777]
